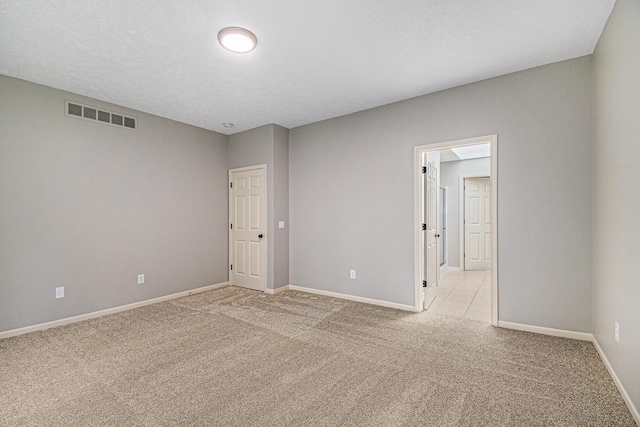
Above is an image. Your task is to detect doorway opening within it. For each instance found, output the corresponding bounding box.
[414,135,497,325]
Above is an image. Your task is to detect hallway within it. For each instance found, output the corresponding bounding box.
[426,271,491,322]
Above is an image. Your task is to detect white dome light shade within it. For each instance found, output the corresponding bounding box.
[217,27,257,53]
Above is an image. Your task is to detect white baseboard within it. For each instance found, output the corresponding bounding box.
[447,266,460,271]
[439,264,449,277]
[265,285,289,295]
[288,285,417,312]
[592,336,640,425]
[497,321,593,342]
[0,282,230,340]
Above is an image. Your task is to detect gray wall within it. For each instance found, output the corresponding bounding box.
[273,125,290,289]
[0,75,229,333]
[228,124,289,290]
[290,56,593,332]
[440,158,490,269]
[593,0,640,412]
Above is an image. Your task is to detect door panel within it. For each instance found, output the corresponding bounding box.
[230,166,266,291]
[236,196,246,229]
[468,198,480,224]
[468,233,480,260]
[250,195,259,228]
[464,177,490,271]
[236,241,246,274]
[250,241,260,277]
[485,233,491,261]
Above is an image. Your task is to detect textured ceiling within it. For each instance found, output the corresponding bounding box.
[0,1,615,135]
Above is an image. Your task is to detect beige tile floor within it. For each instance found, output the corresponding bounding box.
[426,270,491,322]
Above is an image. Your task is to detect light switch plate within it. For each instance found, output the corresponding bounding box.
[55,287,64,299]
[138,274,145,285]
[279,221,285,229]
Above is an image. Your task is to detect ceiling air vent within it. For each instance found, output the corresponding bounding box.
[65,100,137,131]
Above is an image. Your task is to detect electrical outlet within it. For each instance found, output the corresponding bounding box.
[350,270,356,279]
[138,274,145,285]
[615,322,620,343]
[55,287,64,299]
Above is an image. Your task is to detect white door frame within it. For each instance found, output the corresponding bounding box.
[414,135,498,325]
[460,174,490,273]
[228,164,268,292]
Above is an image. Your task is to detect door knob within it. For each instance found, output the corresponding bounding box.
[435,234,440,238]
[258,234,263,239]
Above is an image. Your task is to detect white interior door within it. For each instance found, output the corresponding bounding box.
[229,166,267,291]
[424,151,439,308]
[464,177,491,271]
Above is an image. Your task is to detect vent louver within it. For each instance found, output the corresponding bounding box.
[65,100,137,131]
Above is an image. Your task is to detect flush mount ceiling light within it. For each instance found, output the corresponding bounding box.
[217,27,257,53]
[223,122,234,128]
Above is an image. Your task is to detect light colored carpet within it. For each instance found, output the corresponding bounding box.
[1,286,636,426]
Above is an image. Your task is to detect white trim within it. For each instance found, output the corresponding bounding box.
[439,263,449,279]
[228,164,268,173]
[489,138,498,326]
[497,321,592,341]
[592,337,640,425]
[413,145,423,313]
[415,135,498,326]
[447,266,460,271]
[289,285,418,312]
[265,285,289,295]
[0,282,230,340]
[228,164,268,292]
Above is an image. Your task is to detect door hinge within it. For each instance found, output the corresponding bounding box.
[422,280,427,287]
[230,182,233,188]
[230,264,233,270]
[422,166,427,174]
[230,223,233,229]
[422,223,427,231]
